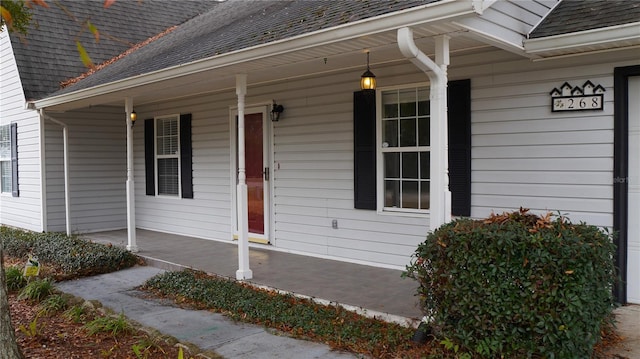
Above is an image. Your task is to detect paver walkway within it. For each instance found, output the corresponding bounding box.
[85,229,640,358]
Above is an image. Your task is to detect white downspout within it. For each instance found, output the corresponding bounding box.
[40,110,71,236]
[125,97,138,252]
[397,27,452,231]
[235,74,253,280]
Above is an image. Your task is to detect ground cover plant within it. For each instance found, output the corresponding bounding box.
[404,208,618,358]
[1,226,139,279]
[142,269,425,358]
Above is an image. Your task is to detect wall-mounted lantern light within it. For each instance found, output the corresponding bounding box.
[130,111,137,127]
[360,51,376,91]
[271,102,284,122]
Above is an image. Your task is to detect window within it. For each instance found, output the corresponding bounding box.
[156,116,180,196]
[379,86,430,212]
[1,123,17,196]
[0,125,11,193]
[145,114,193,198]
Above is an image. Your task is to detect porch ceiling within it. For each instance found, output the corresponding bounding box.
[40,22,489,112]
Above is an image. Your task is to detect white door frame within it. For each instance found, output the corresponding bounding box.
[230,104,272,244]
[626,75,640,304]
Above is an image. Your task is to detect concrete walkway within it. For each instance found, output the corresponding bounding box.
[56,266,360,359]
[83,229,639,358]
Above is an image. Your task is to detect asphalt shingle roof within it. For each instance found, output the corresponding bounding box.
[529,0,640,39]
[51,0,436,96]
[9,0,216,100]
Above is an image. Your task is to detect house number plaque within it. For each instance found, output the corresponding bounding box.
[550,81,605,112]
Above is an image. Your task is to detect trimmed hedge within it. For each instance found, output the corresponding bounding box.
[1,226,138,278]
[404,209,616,358]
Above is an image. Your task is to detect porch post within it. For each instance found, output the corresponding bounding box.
[397,28,451,231]
[125,97,138,252]
[235,74,253,280]
[432,35,452,229]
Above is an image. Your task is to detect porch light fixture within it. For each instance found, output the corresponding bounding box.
[271,102,284,122]
[130,111,137,127]
[360,51,376,90]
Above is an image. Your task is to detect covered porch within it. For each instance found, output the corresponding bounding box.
[85,229,422,322]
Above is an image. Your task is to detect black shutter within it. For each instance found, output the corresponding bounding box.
[10,123,19,197]
[353,90,376,209]
[448,79,471,216]
[144,119,155,196]
[180,114,193,199]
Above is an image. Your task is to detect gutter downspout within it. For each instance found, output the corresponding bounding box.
[397,27,452,231]
[40,110,71,236]
[235,74,253,280]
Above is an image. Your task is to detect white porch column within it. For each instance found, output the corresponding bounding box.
[398,28,452,231]
[235,74,253,280]
[40,110,71,236]
[125,97,138,252]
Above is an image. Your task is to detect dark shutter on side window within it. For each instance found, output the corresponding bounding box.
[447,79,471,216]
[353,90,376,209]
[10,123,19,197]
[180,113,193,199]
[144,119,155,196]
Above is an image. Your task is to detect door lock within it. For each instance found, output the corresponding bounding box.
[264,167,269,181]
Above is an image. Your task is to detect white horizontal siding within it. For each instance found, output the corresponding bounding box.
[134,93,235,241]
[269,71,430,268]
[0,30,42,231]
[44,107,127,233]
[464,49,633,229]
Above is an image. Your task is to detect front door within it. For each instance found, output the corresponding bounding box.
[628,75,640,304]
[233,108,270,244]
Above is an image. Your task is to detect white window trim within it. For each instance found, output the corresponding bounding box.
[154,114,181,198]
[0,124,12,195]
[376,83,431,217]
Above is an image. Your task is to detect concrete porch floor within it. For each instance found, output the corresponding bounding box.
[85,229,423,322]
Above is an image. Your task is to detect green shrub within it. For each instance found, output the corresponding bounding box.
[18,278,55,302]
[1,226,138,277]
[404,209,617,358]
[5,265,26,291]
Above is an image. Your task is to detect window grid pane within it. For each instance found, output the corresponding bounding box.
[380,86,430,210]
[158,158,179,195]
[0,125,9,159]
[1,161,11,193]
[157,118,178,155]
[156,117,180,196]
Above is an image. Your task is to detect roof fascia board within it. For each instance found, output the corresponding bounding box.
[33,0,478,110]
[525,22,640,55]
[471,0,498,15]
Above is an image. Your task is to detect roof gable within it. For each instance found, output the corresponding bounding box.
[530,0,640,38]
[9,0,215,100]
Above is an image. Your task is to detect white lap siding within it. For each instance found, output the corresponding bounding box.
[0,31,42,231]
[134,93,235,241]
[44,106,127,233]
[466,48,639,228]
